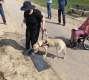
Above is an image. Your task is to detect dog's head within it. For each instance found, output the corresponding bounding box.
[38,39,48,46]
[33,39,47,53]
[33,43,40,53]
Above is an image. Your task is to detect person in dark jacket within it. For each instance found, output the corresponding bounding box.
[58,0,67,26]
[20,1,45,54]
[0,0,6,24]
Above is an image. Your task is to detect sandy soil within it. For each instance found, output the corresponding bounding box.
[0,0,87,80]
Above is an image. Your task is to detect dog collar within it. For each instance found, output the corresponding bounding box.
[41,40,49,47]
[41,44,49,47]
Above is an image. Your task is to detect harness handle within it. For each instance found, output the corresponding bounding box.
[41,29,48,39]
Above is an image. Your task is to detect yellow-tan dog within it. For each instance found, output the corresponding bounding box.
[33,38,66,59]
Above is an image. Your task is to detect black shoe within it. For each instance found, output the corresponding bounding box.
[47,17,51,19]
[58,22,61,24]
[49,17,51,19]
[22,47,30,54]
[4,22,7,25]
[47,17,49,19]
[67,41,74,48]
[62,23,65,26]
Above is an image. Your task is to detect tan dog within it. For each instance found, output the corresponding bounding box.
[33,38,66,59]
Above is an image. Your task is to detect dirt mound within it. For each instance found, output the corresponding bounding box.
[0,26,60,80]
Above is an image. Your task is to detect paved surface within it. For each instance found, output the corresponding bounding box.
[3,0,89,80]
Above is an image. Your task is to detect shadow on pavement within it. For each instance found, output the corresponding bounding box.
[55,36,85,50]
[0,22,4,24]
[38,51,64,59]
[45,20,63,25]
[0,39,24,50]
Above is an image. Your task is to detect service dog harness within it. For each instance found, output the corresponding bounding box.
[37,40,49,47]
[41,40,49,47]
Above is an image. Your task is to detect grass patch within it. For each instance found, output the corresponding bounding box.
[30,0,89,16]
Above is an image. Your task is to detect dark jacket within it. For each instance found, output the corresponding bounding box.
[24,9,43,29]
[58,0,67,9]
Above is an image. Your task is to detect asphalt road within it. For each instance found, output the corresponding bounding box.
[4,0,89,80]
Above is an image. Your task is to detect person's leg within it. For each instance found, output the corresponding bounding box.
[73,30,85,42]
[30,29,39,48]
[68,29,75,47]
[47,3,49,18]
[35,29,40,42]
[58,8,61,23]
[49,3,52,19]
[26,29,31,49]
[23,29,31,54]
[0,6,6,24]
[61,8,65,26]
[70,29,75,42]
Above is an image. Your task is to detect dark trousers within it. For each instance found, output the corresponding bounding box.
[0,6,6,23]
[58,8,65,24]
[26,29,39,49]
[47,3,52,18]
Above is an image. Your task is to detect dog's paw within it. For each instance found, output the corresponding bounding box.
[43,55,46,57]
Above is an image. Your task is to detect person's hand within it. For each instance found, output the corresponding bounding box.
[41,28,44,32]
[21,22,24,28]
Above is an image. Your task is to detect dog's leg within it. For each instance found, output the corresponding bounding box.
[43,46,48,57]
[62,45,66,59]
[54,47,60,59]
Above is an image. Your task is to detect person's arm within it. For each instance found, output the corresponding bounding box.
[21,18,26,28]
[41,17,45,31]
[41,17,45,39]
[34,9,45,31]
[21,11,27,28]
[34,9,45,39]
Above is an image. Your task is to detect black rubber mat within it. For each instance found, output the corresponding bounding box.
[29,53,50,72]
[20,39,50,72]
[20,39,26,48]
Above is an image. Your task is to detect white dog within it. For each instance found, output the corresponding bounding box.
[33,38,66,59]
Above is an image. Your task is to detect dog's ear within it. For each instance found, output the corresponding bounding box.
[33,44,39,53]
[42,39,49,43]
[41,39,47,43]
